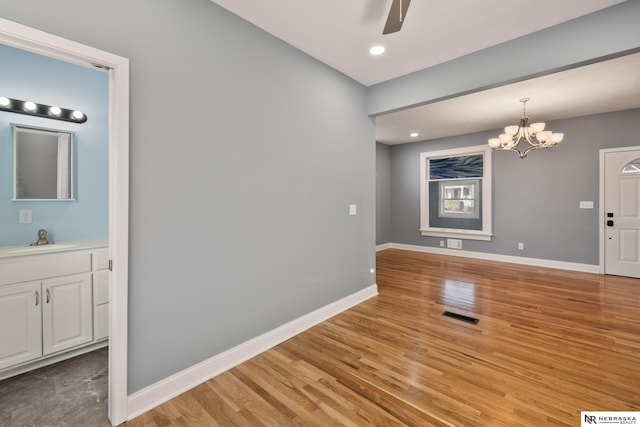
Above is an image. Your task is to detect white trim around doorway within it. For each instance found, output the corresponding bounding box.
[0,17,130,426]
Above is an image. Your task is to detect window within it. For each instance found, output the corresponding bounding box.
[439,179,480,219]
[622,159,640,174]
[420,145,492,241]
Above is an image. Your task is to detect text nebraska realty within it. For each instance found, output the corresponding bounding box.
[587,415,637,425]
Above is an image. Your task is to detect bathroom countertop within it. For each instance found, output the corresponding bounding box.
[0,238,108,259]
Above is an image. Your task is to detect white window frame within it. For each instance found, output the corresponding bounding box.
[420,145,493,241]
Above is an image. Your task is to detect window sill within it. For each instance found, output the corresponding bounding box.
[420,228,492,241]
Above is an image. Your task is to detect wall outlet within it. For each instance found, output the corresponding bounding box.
[447,239,462,249]
[518,242,524,250]
[19,209,32,224]
[349,204,357,216]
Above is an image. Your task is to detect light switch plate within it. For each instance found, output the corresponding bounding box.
[579,201,594,209]
[349,204,357,216]
[19,209,32,224]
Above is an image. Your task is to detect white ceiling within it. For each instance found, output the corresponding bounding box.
[211,0,639,144]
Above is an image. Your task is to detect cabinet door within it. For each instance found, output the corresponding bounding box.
[0,281,42,369]
[93,269,110,341]
[42,273,93,355]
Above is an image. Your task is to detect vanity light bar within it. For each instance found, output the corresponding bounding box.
[0,96,87,124]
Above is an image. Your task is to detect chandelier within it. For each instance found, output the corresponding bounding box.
[488,98,563,158]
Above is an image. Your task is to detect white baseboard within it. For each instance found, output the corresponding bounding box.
[376,243,392,251]
[382,243,600,274]
[126,284,378,421]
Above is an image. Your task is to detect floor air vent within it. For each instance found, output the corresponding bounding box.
[442,311,479,324]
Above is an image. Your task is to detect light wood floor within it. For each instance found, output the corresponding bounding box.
[121,249,640,426]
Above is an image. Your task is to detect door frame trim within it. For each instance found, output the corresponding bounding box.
[599,145,640,275]
[0,17,130,425]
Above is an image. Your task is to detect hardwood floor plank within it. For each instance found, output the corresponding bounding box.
[170,391,222,427]
[192,383,248,426]
[121,249,640,426]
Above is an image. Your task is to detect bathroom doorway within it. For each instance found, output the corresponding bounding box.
[0,17,129,425]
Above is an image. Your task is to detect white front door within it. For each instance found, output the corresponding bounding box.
[604,148,640,278]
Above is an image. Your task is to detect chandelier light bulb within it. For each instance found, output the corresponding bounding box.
[550,133,564,143]
[498,134,511,144]
[537,131,552,142]
[530,122,545,134]
[504,125,518,136]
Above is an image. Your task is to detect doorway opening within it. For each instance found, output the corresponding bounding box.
[0,17,130,425]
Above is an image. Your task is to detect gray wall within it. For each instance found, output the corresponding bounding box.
[379,109,640,265]
[376,143,391,245]
[0,0,375,393]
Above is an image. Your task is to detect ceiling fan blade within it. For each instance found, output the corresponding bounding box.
[383,0,412,35]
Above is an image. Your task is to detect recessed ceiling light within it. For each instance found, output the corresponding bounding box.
[369,45,385,56]
[410,132,419,138]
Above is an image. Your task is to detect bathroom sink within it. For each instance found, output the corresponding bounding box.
[4,243,79,254]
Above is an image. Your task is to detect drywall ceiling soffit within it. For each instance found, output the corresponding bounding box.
[376,52,640,145]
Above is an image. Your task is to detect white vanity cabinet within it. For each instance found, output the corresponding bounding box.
[0,281,42,369]
[0,243,108,375]
[0,274,93,370]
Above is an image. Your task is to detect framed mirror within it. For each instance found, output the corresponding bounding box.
[13,124,74,200]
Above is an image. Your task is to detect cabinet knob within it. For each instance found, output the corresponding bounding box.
[46,289,50,304]
[35,290,39,306]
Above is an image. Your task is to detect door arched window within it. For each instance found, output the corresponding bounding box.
[621,158,640,174]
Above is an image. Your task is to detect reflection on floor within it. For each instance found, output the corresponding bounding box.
[0,347,108,427]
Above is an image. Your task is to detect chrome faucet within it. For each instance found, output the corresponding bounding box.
[30,229,54,246]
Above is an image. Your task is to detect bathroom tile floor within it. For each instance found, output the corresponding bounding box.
[0,347,109,427]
